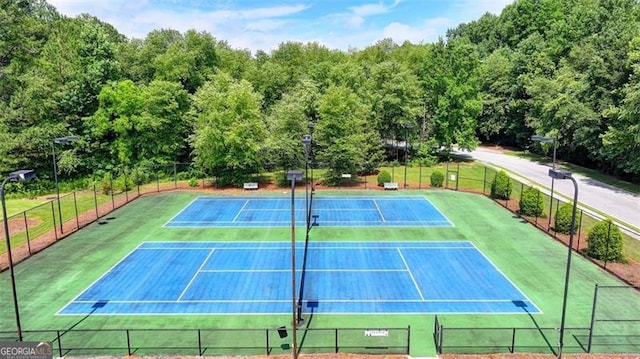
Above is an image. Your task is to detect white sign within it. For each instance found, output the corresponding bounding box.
[341,173,352,178]
[364,329,389,337]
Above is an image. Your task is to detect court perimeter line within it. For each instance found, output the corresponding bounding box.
[397,248,425,300]
[468,242,543,314]
[56,243,145,315]
[162,196,201,227]
[373,199,386,222]
[232,200,250,222]
[68,298,534,304]
[177,248,216,301]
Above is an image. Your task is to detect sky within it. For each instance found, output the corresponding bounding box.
[47,0,514,53]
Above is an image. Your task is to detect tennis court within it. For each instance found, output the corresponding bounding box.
[58,241,539,315]
[164,195,452,227]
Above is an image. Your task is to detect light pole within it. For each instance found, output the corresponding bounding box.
[286,169,303,359]
[548,169,578,359]
[531,135,557,229]
[52,136,79,234]
[2,169,36,341]
[302,134,312,231]
[307,122,315,191]
[403,123,414,188]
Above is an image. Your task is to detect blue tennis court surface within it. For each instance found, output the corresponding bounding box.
[164,196,452,227]
[58,241,540,315]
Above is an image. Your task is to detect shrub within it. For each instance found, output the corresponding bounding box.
[519,186,545,217]
[101,172,113,194]
[274,171,289,187]
[430,171,444,187]
[586,219,624,263]
[491,170,512,199]
[554,202,580,234]
[188,178,200,187]
[377,170,392,186]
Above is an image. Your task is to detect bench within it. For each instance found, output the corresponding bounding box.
[243,182,258,190]
[383,182,398,190]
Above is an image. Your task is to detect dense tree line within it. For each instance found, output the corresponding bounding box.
[1,0,639,187]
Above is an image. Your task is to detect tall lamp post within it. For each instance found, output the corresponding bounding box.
[52,136,79,234]
[286,169,303,359]
[307,122,315,191]
[403,123,414,188]
[302,134,312,231]
[2,169,37,342]
[531,135,557,229]
[548,169,579,359]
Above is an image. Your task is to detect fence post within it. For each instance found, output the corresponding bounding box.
[126,329,132,356]
[156,171,160,193]
[51,201,58,241]
[418,164,422,189]
[73,192,79,230]
[23,212,31,255]
[604,221,612,269]
[576,210,584,251]
[137,168,141,196]
[174,162,177,189]
[535,189,540,226]
[335,329,339,353]
[124,169,129,203]
[445,162,449,188]
[93,183,99,219]
[110,175,115,210]
[406,325,411,354]
[482,166,487,195]
[56,330,63,357]
[265,329,269,355]
[455,163,460,191]
[510,328,516,353]
[587,284,599,353]
[198,329,202,356]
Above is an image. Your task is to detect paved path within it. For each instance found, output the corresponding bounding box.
[453,147,640,239]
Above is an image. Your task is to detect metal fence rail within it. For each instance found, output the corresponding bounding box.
[0,327,410,357]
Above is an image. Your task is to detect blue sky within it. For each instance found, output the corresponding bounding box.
[48,0,513,53]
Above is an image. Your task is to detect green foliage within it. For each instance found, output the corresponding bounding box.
[430,171,444,187]
[377,170,391,186]
[101,172,113,194]
[519,186,545,217]
[274,171,289,188]
[188,178,200,187]
[490,170,512,199]
[554,202,580,234]
[587,219,625,263]
[190,73,266,186]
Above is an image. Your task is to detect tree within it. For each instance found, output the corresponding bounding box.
[315,85,381,185]
[90,80,190,167]
[190,73,266,186]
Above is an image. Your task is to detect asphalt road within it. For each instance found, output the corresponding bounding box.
[453,147,640,239]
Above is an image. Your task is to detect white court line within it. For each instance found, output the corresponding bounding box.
[199,269,407,273]
[177,249,216,301]
[397,248,425,301]
[232,200,250,222]
[56,243,145,315]
[67,298,532,304]
[162,196,202,227]
[468,242,543,314]
[372,199,386,222]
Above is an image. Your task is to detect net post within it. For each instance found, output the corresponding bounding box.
[587,284,599,352]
